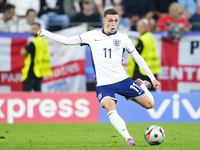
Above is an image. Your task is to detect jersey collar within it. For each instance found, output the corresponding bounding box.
[102,28,117,36]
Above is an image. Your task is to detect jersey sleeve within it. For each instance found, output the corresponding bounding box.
[79,31,92,45]
[130,49,156,81]
[124,34,156,81]
[123,34,136,53]
[43,29,81,45]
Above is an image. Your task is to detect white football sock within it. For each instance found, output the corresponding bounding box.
[108,110,132,141]
[140,84,154,104]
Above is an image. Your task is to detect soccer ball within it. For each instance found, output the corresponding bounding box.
[144,125,165,145]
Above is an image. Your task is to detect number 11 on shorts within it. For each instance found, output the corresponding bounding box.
[130,83,140,92]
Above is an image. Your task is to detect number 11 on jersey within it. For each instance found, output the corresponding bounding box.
[103,48,111,58]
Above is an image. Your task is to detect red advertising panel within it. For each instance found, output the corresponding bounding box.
[0,92,99,124]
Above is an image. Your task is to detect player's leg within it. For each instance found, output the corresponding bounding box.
[133,94,154,109]
[134,78,154,109]
[118,77,154,109]
[101,97,136,146]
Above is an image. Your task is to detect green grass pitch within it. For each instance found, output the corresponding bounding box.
[0,123,199,150]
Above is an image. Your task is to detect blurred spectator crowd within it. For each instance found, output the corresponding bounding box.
[0,0,200,33]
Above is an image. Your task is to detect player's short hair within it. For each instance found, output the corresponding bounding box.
[3,3,15,13]
[26,9,36,16]
[32,22,41,28]
[104,8,119,17]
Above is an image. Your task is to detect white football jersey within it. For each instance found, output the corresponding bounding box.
[79,29,136,86]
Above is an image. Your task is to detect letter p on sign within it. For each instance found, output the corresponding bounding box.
[7,99,26,124]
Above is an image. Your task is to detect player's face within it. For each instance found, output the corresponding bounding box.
[103,14,120,34]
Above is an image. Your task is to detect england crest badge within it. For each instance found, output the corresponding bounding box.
[113,39,121,50]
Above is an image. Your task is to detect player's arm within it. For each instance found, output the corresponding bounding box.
[124,34,160,89]
[130,50,160,89]
[130,50,155,81]
[124,35,155,81]
[37,29,81,45]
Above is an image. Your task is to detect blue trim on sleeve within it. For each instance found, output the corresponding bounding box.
[82,44,97,84]
[81,43,90,46]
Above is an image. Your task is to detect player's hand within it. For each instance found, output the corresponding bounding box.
[37,29,45,37]
[152,79,160,89]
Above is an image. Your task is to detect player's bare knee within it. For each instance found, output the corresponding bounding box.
[102,100,115,109]
[146,101,154,109]
[101,98,115,110]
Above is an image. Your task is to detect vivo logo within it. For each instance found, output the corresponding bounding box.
[147,93,200,119]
